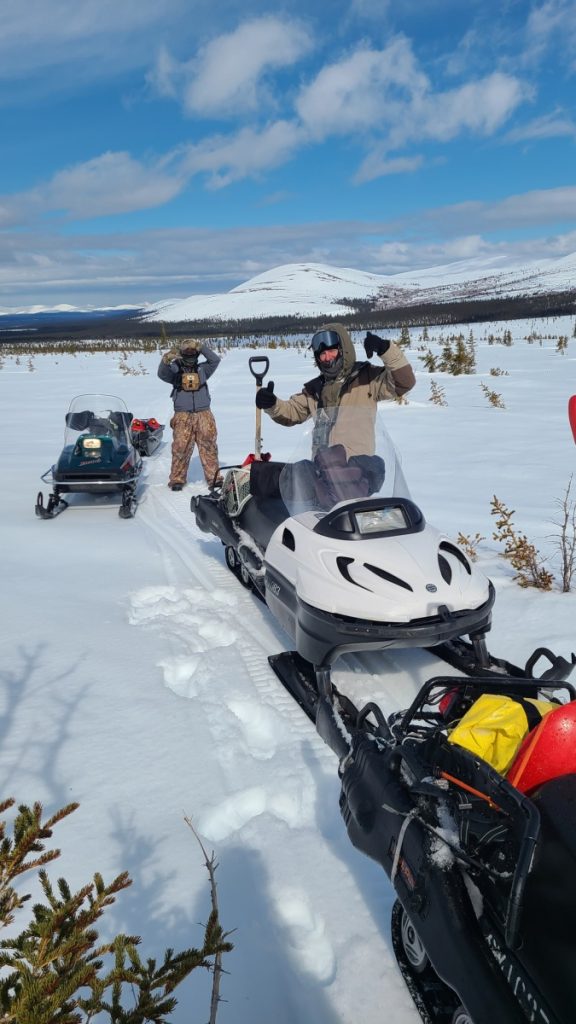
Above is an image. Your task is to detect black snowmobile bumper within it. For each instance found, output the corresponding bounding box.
[266,564,495,666]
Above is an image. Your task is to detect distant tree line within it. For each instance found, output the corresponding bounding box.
[1,288,575,347]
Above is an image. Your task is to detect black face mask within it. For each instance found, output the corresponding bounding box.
[181,354,199,370]
[315,347,343,378]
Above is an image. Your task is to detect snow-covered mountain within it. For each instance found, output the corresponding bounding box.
[146,264,386,322]
[145,253,576,323]
[2,252,575,327]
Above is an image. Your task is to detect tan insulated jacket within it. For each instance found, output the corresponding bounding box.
[264,323,415,457]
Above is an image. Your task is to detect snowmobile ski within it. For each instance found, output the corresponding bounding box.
[35,490,69,519]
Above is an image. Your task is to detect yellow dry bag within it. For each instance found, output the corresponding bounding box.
[448,693,556,775]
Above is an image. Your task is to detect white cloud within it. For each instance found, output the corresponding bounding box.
[180,121,304,188]
[524,0,576,64]
[4,153,186,222]
[150,17,314,118]
[147,46,180,99]
[0,0,189,81]
[504,110,576,143]
[416,72,533,143]
[2,213,576,308]
[408,185,576,234]
[296,36,428,139]
[354,153,423,184]
[296,39,530,181]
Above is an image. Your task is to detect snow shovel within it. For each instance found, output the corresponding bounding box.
[570,395,576,445]
[245,356,272,464]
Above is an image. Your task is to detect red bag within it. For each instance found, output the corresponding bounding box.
[507,701,576,794]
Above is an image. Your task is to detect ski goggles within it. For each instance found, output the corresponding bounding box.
[310,329,341,353]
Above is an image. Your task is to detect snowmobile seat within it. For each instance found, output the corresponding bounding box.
[65,410,94,431]
[236,460,290,550]
[277,449,386,512]
[109,410,133,431]
[249,459,286,500]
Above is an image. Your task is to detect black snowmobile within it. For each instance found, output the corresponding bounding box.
[35,394,163,519]
[314,671,576,1024]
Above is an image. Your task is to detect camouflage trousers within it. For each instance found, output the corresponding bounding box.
[169,410,221,487]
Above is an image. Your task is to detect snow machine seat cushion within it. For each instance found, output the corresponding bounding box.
[278,448,385,512]
[65,410,94,431]
[109,411,133,430]
[65,410,132,434]
[249,460,286,500]
[349,454,385,492]
[313,445,377,508]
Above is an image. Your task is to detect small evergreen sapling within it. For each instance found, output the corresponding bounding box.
[429,380,447,406]
[491,497,553,590]
[456,532,485,561]
[0,800,233,1024]
[480,382,505,408]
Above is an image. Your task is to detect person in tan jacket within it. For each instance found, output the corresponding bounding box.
[255,323,415,459]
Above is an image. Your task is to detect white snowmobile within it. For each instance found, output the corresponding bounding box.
[193,357,574,715]
[193,357,576,1023]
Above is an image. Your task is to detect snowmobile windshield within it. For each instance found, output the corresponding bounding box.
[278,407,411,518]
[62,394,134,451]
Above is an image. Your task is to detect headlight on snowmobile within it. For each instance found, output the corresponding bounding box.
[356,507,408,535]
[82,438,102,450]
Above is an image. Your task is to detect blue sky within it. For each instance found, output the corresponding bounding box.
[1,0,576,308]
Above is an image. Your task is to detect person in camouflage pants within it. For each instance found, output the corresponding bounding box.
[169,408,220,489]
[158,339,222,491]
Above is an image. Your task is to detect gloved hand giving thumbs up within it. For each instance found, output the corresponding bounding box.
[255,381,277,409]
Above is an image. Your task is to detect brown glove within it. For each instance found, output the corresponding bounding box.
[162,348,181,365]
[180,339,202,355]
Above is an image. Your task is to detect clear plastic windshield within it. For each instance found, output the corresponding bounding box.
[279,407,410,517]
[63,394,134,449]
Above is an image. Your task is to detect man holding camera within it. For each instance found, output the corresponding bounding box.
[158,339,221,491]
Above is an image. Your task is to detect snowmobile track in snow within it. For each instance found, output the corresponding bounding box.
[136,480,334,748]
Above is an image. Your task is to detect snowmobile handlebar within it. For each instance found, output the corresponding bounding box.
[248,356,270,388]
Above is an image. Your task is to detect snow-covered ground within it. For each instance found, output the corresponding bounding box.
[1,320,575,1023]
